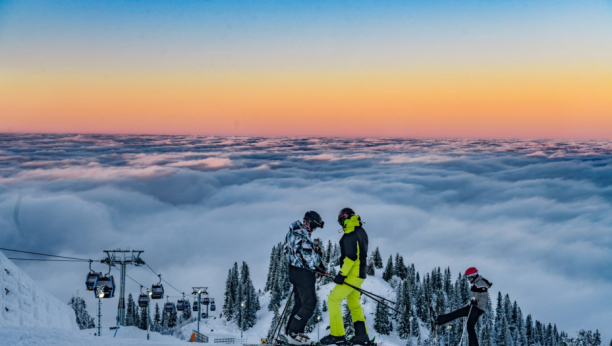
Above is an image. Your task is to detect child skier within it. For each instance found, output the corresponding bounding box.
[283,211,326,345]
[435,267,492,346]
[320,208,372,346]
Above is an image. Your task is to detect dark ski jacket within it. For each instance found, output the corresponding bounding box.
[339,215,368,279]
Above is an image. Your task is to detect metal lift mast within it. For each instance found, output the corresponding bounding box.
[102,250,145,326]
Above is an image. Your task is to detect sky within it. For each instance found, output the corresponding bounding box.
[1,0,612,138]
[1,134,611,340]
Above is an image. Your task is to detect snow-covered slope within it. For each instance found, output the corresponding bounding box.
[180,269,425,346]
[0,251,77,330]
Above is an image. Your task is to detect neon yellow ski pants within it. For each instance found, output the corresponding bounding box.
[327,276,368,337]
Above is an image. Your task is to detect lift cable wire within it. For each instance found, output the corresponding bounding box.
[144,263,183,295]
[0,247,90,261]
[8,258,88,262]
[125,273,146,288]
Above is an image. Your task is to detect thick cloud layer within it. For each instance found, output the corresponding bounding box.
[1,134,611,338]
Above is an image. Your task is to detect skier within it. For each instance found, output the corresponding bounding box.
[435,267,492,346]
[283,211,326,345]
[320,208,371,346]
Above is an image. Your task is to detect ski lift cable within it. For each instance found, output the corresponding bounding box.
[125,273,146,288]
[0,247,90,261]
[8,258,88,262]
[144,263,183,294]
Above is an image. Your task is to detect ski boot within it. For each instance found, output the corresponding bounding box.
[350,335,376,346]
[319,334,349,345]
[287,331,311,345]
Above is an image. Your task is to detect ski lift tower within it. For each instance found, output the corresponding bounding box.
[102,249,145,326]
[192,287,208,335]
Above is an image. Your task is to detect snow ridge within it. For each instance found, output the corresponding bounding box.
[0,250,77,330]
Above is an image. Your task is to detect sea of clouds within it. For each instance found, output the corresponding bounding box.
[1,133,611,339]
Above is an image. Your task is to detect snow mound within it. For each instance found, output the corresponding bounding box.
[0,251,77,330]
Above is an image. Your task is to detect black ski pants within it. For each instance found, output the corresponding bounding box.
[437,305,483,346]
[286,266,317,334]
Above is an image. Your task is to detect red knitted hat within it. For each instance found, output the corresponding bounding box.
[464,267,478,277]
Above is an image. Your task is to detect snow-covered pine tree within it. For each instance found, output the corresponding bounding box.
[373,247,383,269]
[267,309,281,341]
[265,245,278,292]
[126,293,135,326]
[480,323,493,346]
[223,268,235,320]
[498,314,514,346]
[168,309,178,328]
[395,255,408,280]
[153,303,161,332]
[182,299,192,321]
[526,314,534,346]
[374,301,391,335]
[239,261,258,330]
[366,257,375,276]
[398,281,413,339]
[230,262,242,318]
[322,300,328,312]
[139,306,148,330]
[332,244,341,266]
[161,309,168,333]
[325,240,333,265]
[382,255,394,281]
[69,293,95,330]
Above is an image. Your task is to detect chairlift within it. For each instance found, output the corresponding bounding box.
[177,293,187,311]
[151,274,164,299]
[138,294,149,308]
[85,260,101,291]
[94,261,114,298]
[165,302,176,313]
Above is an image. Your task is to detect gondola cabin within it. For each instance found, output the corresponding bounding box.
[138,294,149,308]
[151,284,164,299]
[210,302,216,311]
[193,301,198,312]
[85,272,101,291]
[94,276,115,299]
[177,300,186,311]
[202,297,210,305]
[164,302,175,313]
[201,312,208,319]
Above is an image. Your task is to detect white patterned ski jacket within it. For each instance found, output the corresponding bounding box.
[470,275,493,310]
[283,221,322,270]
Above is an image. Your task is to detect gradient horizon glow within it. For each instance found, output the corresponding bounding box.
[1,0,612,138]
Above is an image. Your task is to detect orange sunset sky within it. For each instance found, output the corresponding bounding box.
[1,0,611,139]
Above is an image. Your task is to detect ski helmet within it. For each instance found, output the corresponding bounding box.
[303,211,324,230]
[337,207,355,226]
[464,267,478,277]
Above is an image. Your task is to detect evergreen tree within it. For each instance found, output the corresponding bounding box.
[161,309,169,332]
[267,310,281,341]
[238,261,258,330]
[374,301,391,335]
[495,292,504,345]
[265,245,278,292]
[139,306,148,330]
[326,240,333,265]
[126,293,135,326]
[373,247,384,269]
[182,299,192,321]
[322,300,328,312]
[134,303,140,329]
[397,281,414,339]
[382,255,394,282]
[168,309,178,328]
[224,268,235,320]
[395,255,408,280]
[69,293,95,330]
[480,323,493,346]
[153,303,161,332]
[367,258,375,276]
[526,314,534,346]
[498,314,514,346]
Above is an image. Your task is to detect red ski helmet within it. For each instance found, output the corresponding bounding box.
[465,267,478,277]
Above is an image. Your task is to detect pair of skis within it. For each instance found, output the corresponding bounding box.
[245,336,377,346]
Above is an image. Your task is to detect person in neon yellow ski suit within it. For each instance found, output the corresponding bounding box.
[320,208,371,346]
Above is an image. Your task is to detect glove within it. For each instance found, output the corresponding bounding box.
[470,298,477,306]
[334,273,346,285]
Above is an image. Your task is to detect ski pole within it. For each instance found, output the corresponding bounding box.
[457,305,473,346]
[320,272,397,306]
[271,290,293,343]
